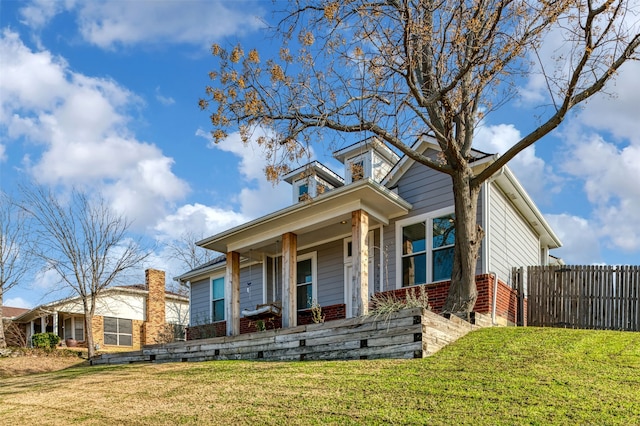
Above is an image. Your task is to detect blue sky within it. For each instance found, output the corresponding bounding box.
[2,0,639,309]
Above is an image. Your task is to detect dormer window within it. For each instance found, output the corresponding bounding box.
[348,156,367,183]
[294,180,311,202]
[283,161,344,204]
[333,137,400,184]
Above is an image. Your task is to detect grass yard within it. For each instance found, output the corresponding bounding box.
[1,327,639,425]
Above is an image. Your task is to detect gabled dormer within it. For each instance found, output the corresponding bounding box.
[282,161,344,203]
[333,137,400,184]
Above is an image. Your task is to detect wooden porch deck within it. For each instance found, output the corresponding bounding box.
[90,308,486,365]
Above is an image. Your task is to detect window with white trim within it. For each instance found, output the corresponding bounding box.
[211,276,225,322]
[104,317,133,346]
[296,252,317,310]
[397,208,456,287]
[346,153,370,183]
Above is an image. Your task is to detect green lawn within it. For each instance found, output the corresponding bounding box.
[1,327,639,425]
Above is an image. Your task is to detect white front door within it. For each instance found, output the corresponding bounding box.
[344,231,375,318]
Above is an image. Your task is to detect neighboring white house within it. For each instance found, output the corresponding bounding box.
[13,269,189,350]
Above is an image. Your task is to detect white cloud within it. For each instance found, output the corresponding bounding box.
[18,0,266,50]
[0,144,6,162]
[0,30,189,230]
[155,87,175,106]
[561,132,640,252]
[576,61,640,145]
[197,127,292,218]
[18,0,67,30]
[2,297,32,309]
[545,213,602,264]
[155,203,248,242]
[474,123,560,204]
[153,128,292,247]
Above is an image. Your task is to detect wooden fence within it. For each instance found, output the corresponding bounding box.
[514,265,640,331]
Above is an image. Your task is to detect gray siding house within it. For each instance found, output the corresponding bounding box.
[176,137,561,337]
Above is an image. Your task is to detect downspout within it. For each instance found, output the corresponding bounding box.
[490,271,498,326]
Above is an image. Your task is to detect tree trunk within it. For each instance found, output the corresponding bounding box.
[0,290,6,349]
[442,168,484,313]
[84,311,95,358]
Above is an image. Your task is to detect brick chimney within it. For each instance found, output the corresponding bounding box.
[143,269,166,345]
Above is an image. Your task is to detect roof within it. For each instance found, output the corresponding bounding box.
[333,137,401,164]
[493,167,562,249]
[2,306,29,319]
[174,255,227,282]
[379,135,560,248]
[282,161,345,188]
[193,178,411,264]
[12,284,188,323]
[382,136,495,188]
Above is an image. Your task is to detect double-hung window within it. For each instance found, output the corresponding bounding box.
[296,252,317,310]
[397,208,455,287]
[211,276,225,322]
[104,317,133,346]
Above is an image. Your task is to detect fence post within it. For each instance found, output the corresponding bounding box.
[514,266,526,327]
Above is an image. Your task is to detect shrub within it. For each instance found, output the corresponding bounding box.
[369,287,431,321]
[31,332,61,351]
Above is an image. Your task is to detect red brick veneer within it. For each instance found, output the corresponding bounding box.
[375,274,521,324]
[186,303,347,340]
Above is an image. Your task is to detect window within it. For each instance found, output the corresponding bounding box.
[397,209,455,287]
[64,318,72,340]
[211,276,225,322]
[351,159,365,181]
[402,222,427,286]
[432,214,455,281]
[64,317,84,340]
[74,319,84,341]
[104,317,133,346]
[296,253,317,310]
[298,182,310,201]
[346,153,370,183]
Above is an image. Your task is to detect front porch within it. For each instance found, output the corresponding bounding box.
[183,179,412,337]
[185,273,520,340]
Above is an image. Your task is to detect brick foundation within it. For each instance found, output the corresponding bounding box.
[375,274,522,325]
[186,303,347,340]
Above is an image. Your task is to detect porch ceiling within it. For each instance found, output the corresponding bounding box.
[198,179,411,256]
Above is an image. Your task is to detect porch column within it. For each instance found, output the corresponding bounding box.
[225,251,241,336]
[40,316,46,333]
[352,210,369,316]
[52,312,59,337]
[29,321,34,347]
[282,232,297,328]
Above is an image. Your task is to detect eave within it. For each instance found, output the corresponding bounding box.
[196,178,412,255]
[493,167,562,249]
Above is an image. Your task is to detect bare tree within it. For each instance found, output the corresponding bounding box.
[166,231,218,296]
[167,231,218,272]
[200,0,639,312]
[0,193,35,348]
[21,186,149,357]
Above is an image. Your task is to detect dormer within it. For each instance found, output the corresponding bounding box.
[333,137,400,184]
[283,161,344,203]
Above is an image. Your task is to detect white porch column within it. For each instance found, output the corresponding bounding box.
[52,312,59,337]
[225,251,241,336]
[40,316,46,333]
[352,210,370,316]
[282,232,297,328]
[29,321,34,347]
